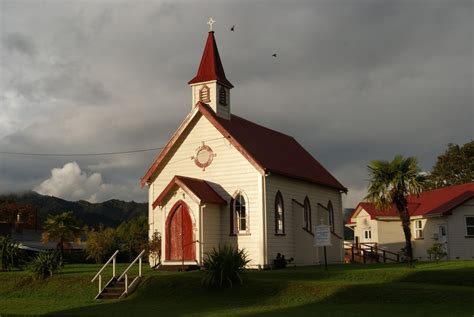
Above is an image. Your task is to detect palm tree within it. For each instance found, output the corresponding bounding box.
[365,155,424,265]
[41,211,82,257]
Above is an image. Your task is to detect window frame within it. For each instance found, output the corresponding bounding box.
[465,216,474,237]
[218,86,227,106]
[364,230,372,240]
[230,192,249,235]
[274,191,285,235]
[303,196,312,233]
[414,220,423,239]
[199,85,210,103]
[327,200,335,233]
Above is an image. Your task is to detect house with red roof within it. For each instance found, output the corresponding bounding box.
[141,26,347,268]
[346,183,474,261]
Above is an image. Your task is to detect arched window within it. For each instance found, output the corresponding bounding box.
[327,200,335,232]
[231,193,248,234]
[199,85,210,102]
[219,86,227,105]
[275,191,285,235]
[303,196,311,232]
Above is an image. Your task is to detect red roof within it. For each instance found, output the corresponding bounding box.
[350,183,474,221]
[188,31,233,88]
[152,175,227,209]
[141,102,346,192]
[198,103,346,191]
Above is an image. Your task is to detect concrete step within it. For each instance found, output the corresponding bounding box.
[156,265,200,272]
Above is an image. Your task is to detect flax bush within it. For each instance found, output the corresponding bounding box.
[202,245,249,288]
[30,251,62,279]
[0,236,22,271]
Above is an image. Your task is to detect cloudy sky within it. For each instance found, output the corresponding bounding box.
[0,0,472,207]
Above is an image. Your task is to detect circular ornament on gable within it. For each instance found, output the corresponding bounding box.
[194,145,214,170]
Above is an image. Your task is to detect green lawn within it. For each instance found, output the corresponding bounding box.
[1,261,473,316]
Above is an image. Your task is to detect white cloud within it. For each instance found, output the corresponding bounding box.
[34,162,142,203]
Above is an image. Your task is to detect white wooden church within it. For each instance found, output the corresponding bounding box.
[141,23,347,268]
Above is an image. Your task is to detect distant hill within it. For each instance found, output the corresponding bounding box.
[0,191,147,228]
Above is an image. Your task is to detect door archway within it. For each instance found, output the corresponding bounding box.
[165,201,195,261]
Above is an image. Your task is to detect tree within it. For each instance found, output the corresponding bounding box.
[41,211,82,257]
[85,225,117,263]
[115,216,148,261]
[425,141,474,190]
[365,155,424,265]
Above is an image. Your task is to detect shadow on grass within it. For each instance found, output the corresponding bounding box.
[42,264,474,317]
[46,271,289,317]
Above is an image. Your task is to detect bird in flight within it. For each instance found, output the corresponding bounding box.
[272,53,277,57]
[231,25,235,31]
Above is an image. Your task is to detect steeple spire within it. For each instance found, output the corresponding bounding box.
[188,29,233,88]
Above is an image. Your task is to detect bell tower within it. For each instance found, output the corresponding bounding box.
[188,18,233,120]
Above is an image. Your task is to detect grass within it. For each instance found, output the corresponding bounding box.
[1,261,473,316]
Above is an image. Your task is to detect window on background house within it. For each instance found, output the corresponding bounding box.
[303,196,311,232]
[232,193,247,234]
[275,191,284,235]
[466,216,474,236]
[415,220,423,238]
[364,230,371,240]
[327,201,335,233]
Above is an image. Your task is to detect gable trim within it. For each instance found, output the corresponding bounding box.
[141,106,201,187]
[152,175,227,209]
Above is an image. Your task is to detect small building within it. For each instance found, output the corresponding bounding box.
[347,183,474,261]
[141,27,347,268]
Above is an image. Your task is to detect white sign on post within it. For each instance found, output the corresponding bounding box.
[314,225,331,247]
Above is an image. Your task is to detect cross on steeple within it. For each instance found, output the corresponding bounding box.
[207,17,216,32]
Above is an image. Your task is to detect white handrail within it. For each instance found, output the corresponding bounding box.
[118,249,146,281]
[91,249,119,282]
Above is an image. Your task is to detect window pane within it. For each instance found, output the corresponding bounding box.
[466,217,474,226]
[467,227,474,236]
[240,218,246,231]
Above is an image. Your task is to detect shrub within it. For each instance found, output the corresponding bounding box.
[202,245,249,288]
[30,251,62,279]
[85,225,117,263]
[0,236,22,271]
[427,243,447,263]
[148,231,162,268]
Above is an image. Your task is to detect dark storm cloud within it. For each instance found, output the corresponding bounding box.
[0,0,472,206]
[2,33,36,56]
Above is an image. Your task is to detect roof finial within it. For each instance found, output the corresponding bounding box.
[207,17,216,32]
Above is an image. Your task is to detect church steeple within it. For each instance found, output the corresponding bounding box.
[189,18,232,120]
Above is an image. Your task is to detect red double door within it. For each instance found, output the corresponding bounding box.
[166,201,196,261]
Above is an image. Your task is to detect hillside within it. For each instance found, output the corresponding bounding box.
[0,191,147,228]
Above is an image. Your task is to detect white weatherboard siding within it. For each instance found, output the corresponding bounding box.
[265,174,344,265]
[447,199,474,260]
[148,112,264,266]
[202,204,222,258]
[412,217,447,261]
[353,209,379,244]
[292,200,318,265]
[376,220,404,252]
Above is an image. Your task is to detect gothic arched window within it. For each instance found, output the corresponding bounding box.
[327,200,335,233]
[303,196,311,232]
[231,193,248,234]
[275,191,285,235]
